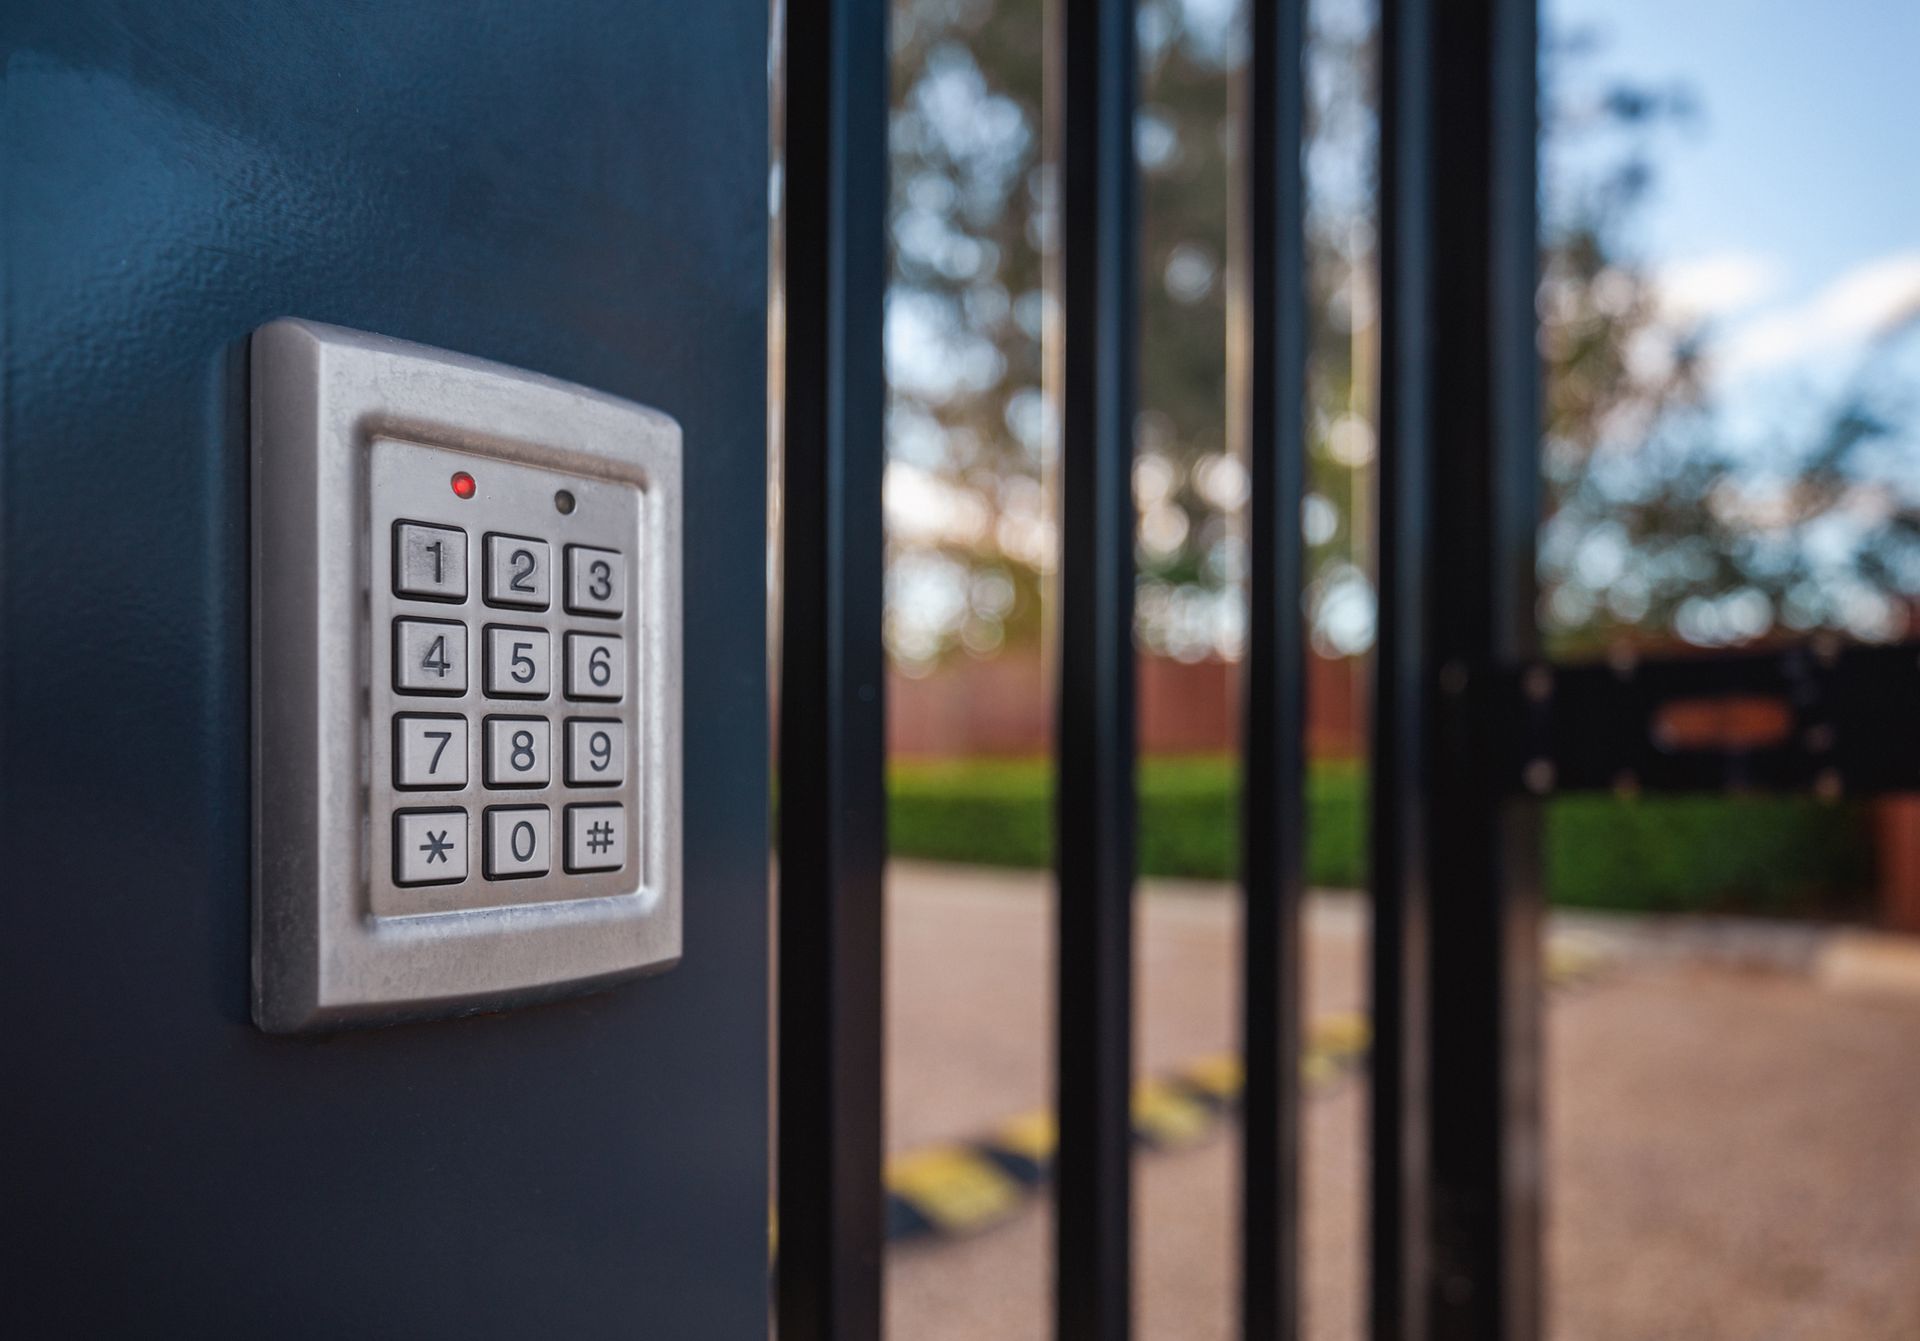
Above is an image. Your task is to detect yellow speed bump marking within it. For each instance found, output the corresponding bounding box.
[1180,1052,1244,1102]
[1131,1079,1214,1148]
[1309,1012,1371,1060]
[991,1108,1057,1164]
[886,1146,1024,1235]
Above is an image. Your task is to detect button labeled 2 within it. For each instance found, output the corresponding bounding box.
[485,533,551,609]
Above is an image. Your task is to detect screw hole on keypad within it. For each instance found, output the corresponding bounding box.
[554,489,576,514]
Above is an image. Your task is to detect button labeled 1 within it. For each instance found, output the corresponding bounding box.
[394,522,467,601]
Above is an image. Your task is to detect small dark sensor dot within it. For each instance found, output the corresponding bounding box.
[554,489,577,515]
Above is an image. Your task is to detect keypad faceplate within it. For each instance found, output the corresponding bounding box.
[370,438,645,916]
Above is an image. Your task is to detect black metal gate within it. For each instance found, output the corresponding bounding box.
[773,3,1920,1340]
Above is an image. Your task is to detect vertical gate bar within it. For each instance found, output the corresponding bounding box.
[776,0,890,1338]
[1051,0,1139,1336]
[1371,0,1543,1339]
[1238,0,1310,1336]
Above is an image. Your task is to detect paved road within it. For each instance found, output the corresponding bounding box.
[883,862,1920,1341]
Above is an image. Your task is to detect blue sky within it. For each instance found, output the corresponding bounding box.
[1547,0,1920,402]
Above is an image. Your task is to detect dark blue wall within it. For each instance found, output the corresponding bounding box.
[1,4,768,1335]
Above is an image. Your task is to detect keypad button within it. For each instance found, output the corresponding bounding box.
[565,718,627,787]
[565,804,628,872]
[394,619,468,695]
[565,632,624,701]
[565,545,625,617]
[484,533,551,609]
[395,714,468,789]
[484,716,550,788]
[484,806,551,879]
[394,809,468,885]
[393,522,467,602]
[484,625,551,698]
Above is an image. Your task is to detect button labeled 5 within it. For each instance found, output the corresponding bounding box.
[484,625,551,698]
[395,714,468,788]
[394,619,468,694]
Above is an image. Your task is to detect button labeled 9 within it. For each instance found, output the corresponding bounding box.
[565,718,626,787]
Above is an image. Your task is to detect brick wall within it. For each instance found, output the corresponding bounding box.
[887,646,1364,759]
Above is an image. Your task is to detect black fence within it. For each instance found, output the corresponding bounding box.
[773,2,1920,1340]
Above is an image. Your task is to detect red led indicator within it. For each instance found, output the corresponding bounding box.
[450,471,477,499]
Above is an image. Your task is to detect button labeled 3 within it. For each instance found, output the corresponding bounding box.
[566,545,625,617]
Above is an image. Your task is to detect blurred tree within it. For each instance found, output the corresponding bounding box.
[875,1,1919,672]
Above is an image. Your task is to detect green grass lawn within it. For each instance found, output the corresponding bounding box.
[888,755,1875,916]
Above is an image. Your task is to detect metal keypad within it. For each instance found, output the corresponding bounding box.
[370,439,643,914]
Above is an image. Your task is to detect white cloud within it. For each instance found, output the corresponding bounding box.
[1654,251,1785,321]
[1717,250,1920,376]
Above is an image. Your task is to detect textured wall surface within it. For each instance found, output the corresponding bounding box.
[0,4,768,1334]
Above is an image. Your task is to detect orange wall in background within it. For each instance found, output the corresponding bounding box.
[887,647,1363,760]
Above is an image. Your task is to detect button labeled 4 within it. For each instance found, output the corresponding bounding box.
[394,619,468,694]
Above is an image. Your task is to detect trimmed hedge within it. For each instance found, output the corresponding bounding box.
[888,755,1875,916]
